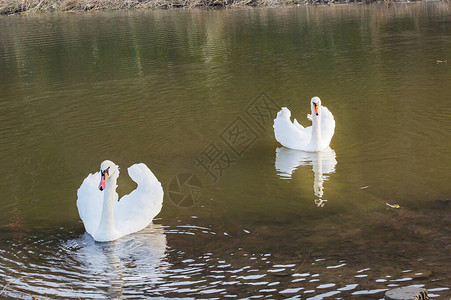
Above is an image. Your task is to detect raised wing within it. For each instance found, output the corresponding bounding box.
[77,172,104,237]
[114,163,164,237]
[274,107,312,150]
[320,106,335,148]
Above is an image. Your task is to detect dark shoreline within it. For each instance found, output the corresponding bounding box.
[0,0,421,16]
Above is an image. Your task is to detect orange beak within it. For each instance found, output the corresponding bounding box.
[99,172,109,191]
[314,103,319,116]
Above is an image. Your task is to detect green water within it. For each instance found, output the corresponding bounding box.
[0,2,450,298]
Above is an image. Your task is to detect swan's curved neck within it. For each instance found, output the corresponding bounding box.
[310,112,322,149]
[96,173,118,240]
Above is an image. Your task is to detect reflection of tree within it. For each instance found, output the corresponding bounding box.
[8,207,26,239]
[1,3,448,95]
[0,2,449,225]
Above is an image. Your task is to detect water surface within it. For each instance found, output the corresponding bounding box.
[0,2,450,298]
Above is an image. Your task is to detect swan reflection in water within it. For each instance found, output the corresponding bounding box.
[65,224,167,298]
[275,147,337,207]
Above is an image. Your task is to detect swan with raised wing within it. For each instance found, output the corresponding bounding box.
[77,160,163,242]
[273,97,335,152]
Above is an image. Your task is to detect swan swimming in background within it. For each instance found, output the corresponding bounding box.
[77,160,163,242]
[273,97,335,152]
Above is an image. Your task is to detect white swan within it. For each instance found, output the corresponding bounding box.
[273,97,335,152]
[77,160,164,242]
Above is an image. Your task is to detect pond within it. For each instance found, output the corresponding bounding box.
[0,2,450,298]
